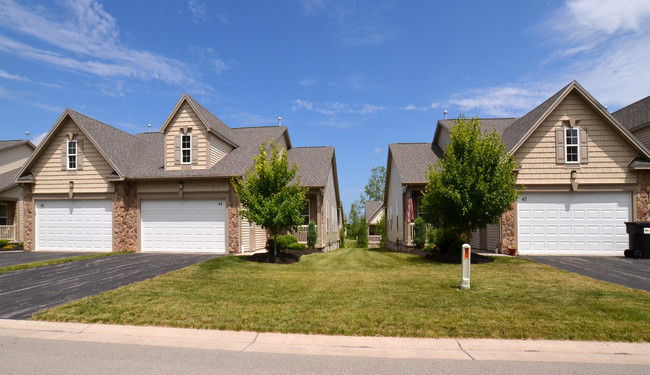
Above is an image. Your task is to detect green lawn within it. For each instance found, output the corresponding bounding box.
[33,248,650,342]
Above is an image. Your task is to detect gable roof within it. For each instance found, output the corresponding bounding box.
[0,140,35,152]
[387,143,439,185]
[612,95,650,132]
[0,167,22,193]
[501,80,650,158]
[288,146,342,207]
[160,93,239,148]
[365,200,383,222]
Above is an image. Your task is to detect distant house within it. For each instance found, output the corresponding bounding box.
[612,95,650,148]
[0,140,35,243]
[15,94,342,253]
[384,81,650,256]
[365,200,383,247]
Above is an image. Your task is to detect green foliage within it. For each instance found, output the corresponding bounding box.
[232,138,307,256]
[307,221,317,248]
[413,217,426,248]
[0,239,9,248]
[265,234,298,252]
[422,115,521,238]
[346,200,364,239]
[356,220,368,248]
[423,243,437,252]
[375,213,386,248]
[339,227,345,246]
[363,166,386,201]
[426,226,436,246]
[431,227,465,254]
[287,242,307,250]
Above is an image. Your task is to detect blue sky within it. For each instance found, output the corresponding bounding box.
[1,0,649,213]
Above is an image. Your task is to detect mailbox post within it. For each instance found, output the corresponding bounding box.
[461,243,471,289]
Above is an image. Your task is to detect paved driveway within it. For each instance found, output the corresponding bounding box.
[0,253,222,319]
[525,256,650,292]
[0,251,96,267]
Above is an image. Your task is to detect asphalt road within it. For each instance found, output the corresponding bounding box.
[0,253,221,319]
[1,336,647,375]
[0,250,96,267]
[524,256,650,292]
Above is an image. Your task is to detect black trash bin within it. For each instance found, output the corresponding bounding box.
[624,222,650,259]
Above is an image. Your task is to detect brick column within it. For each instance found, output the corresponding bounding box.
[500,203,516,253]
[636,170,650,222]
[22,184,34,250]
[113,181,139,252]
[228,183,240,254]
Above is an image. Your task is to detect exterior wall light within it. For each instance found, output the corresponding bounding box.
[571,170,577,180]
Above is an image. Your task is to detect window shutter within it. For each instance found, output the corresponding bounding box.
[555,129,565,164]
[191,134,198,166]
[76,139,84,170]
[174,135,180,165]
[579,128,588,164]
[61,141,67,170]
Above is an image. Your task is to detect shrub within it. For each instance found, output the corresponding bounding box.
[426,226,436,246]
[376,214,386,248]
[356,220,368,248]
[0,239,9,248]
[423,243,437,252]
[307,221,317,248]
[339,227,345,246]
[266,234,297,253]
[284,234,298,244]
[432,228,464,253]
[4,244,15,250]
[413,217,426,248]
[287,242,307,250]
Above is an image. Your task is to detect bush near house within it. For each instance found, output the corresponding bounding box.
[0,239,9,248]
[287,242,307,250]
[413,217,426,248]
[265,235,299,252]
[307,221,317,248]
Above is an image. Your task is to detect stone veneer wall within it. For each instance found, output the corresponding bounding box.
[22,184,34,250]
[636,170,650,222]
[113,181,138,252]
[500,203,516,253]
[228,183,240,253]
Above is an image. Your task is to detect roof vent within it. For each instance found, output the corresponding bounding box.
[25,131,29,140]
[278,117,282,126]
[444,110,448,120]
[148,123,151,132]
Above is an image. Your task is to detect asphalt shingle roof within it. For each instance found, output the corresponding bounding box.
[365,200,383,221]
[389,143,439,185]
[0,167,21,192]
[287,147,335,187]
[437,118,518,136]
[612,95,650,131]
[184,94,239,147]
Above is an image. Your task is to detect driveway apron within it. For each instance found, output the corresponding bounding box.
[0,251,96,267]
[525,256,650,292]
[0,253,221,319]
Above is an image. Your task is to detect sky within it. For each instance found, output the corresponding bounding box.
[1,0,650,213]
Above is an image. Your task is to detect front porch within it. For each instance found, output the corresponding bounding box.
[0,225,15,241]
[0,200,19,242]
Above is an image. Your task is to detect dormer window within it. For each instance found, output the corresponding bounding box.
[181,134,191,164]
[565,128,579,163]
[67,140,77,170]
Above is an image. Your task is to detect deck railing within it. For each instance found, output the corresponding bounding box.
[294,226,308,243]
[0,225,15,241]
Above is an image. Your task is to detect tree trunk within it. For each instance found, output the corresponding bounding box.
[272,232,278,258]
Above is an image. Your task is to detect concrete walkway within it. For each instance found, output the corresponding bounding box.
[1,319,648,365]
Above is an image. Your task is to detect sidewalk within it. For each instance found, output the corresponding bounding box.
[1,319,649,365]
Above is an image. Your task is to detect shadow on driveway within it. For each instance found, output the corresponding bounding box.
[524,256,650,292]
[0,253,222,319]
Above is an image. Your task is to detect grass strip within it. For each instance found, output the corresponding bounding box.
[33,248,650,342]
[0,252,128,274]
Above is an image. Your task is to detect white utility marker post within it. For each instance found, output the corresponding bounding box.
[461,243,471,289]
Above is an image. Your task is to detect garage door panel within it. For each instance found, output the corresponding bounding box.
[141,200,226,253]
[518,192,630,256]
[36,200,112,251]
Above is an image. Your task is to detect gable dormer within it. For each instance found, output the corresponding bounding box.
[161,94,236,171]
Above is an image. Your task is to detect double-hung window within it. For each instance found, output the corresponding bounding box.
[0,203,7,225]
[67,140,77,170]
[181,134,192,164]
[301,200,310,225]
[565,128,579,163]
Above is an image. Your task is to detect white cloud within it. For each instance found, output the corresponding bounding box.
[0,0,203,88]
[292,99,314,111]
[292,99,386,115]
[31,131,49,145]
[0,69,29,81]
[213,59,230,74]
[373,147,383,154]
[446,85,554,117]
[299,77,318,87]
[188,0,207,23]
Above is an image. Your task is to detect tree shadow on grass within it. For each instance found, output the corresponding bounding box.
[247,249,323,264]
[405,248,495,265]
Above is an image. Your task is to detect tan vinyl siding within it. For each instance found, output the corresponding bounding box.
[321,168,339,247]
[209,134,234,167]
[254,225,267,249]
[137,179,230,194]
[515,92,639,186]
[468,224,499,251]
[31,120,114,194]
[0,144,33,174]
[164,102,209,170]
[241,217,250,252]
[437,126,451,151]
[386,157,404,244]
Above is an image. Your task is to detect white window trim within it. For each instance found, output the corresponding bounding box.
[67,139,77,170]
[181,134,192,164]
[301,200,310,226]
[564,127,580,164]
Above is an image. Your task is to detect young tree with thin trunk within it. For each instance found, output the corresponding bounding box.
[232,138,307,257]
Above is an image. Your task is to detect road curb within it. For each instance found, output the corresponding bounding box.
[0,319,649,364]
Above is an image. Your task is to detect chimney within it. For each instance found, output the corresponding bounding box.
[444,110,448,120]
[25,131,30,140]
[278,117,282,126]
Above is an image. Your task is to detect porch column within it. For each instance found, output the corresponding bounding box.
[317,193,323,248]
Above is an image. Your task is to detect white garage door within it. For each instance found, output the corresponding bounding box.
[517,192,630,256]
[35,200,113,251]
[141,200,226,253]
